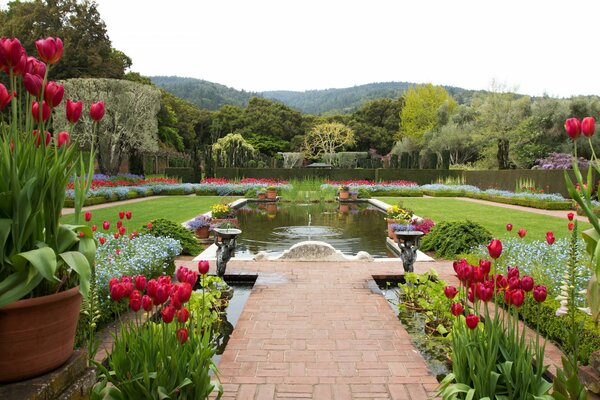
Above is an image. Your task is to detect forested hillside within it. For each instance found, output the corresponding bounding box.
[152,77,483,115]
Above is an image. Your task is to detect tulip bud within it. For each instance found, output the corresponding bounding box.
[129,290,141,312]
[521,276,534,292]
[44,81,64,108]
[91,225,97,231]
[506,223,513,231]
[533,285,547,302]
[517,228,526,238]
[119,211,125,219]
[125,211,132,219]
[161,305,176,323]
[565,118,581,140]
[465,314,479,330]
[23,73,43,97]
[567,212,574,221]
[85,211,92,221]
[142,295,153,311]
[118,226,126,235]
[57,131,69,148]
[134,275,147,291]
[486,239,502,259]
[177,307,190,323]
[479,260,491,276]
[443,286,458,299]
[66,99,83,124]
[177,328,189,344]
[98,237,106,245]
[113,232,119,239]
[31,101,50,123]
[568,222,574,231]
[103,221,110,230]
[0,83,12,110]
[546,231,555,245]
[451,302,464,316]
[147,222,153,229]
[198,260,210,275]
[35,37,63,64]
[90,101,105,121]
[582,117,595,137]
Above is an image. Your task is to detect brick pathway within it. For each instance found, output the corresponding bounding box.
[177,259,440,400]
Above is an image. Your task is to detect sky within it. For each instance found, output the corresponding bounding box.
[22,1,600,97]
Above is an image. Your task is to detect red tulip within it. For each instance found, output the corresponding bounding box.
[546,231,555,245]
[116,220,123,229]
[78,231,85,237]
[177,307,190,323]
[103,221,110,230]
[32,129,51,147]
[582,117,595,137]
[444,286,458,299]
[507,266,520,279]
[521,276,534,292]
[487,239,502,259]
[142,295,153,311]
[57,131,69,148]
[109,277,119,289]
[177,282,193,303]
[147,279,158,298]
[0,83,12,110]
[186,270,198,286]
[113,232,119,239]
[90,101,105,121]
[510,289,525,307]
[23,73,43,97]
[118,211,125,219]
[25,56,46,78]
[567,212,574,221]
[32,101,50,123]
[475,282,494,302]
[479,260,491,276]
[170,292,182,309]
[451,302,464,316]
[125,211,132,220]
[134,275,147,291]
[0,38,26,71]
[465,314,479,329]
[84,211,92,221]
[35,37,63,64]
[110,283,126,302]
[198,260,210,275]
[506,223,513,231]
[176,266,188,283]
[118,226,126,235]
[161,305,176,323]
[533,285,547,303]
[91,225,97,232]
[129,290,141,312]
[154,285,169,305]
[98,237,106,245]
[517,228,526,238]
[568,222,574,231]
[158,276,172,286]
[565,118,581,140]
[44,81,64,108]
[66,99,83,124]
[177,328,188,344]
[147,222,153,229]
[496,274,508,290]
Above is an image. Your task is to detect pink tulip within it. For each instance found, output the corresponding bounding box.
[35,37,63,64]
[44,81,64,107]
[102,221,110,230]
[25,56,46,78]
[198,260,210,275]
[582,117,595,137]
[57,131,69,148]
[32,101,50,123]
[84,211,92,221]
[564,118,581,140]
[90,101,105,121]
[444,286,458,299]
[23,73,43,97]
[66,99,83,124]
[0,38,26,72]
[0,83,12,110]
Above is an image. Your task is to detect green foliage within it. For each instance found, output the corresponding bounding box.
[357,188,371,199]
[304,122,355,162]
[188,275,230,330]
[349,98,403,154]
[280,179,335,202]
[420,220,492,258]
[212,133,256,168]
[0,0,130,80]
[400,84,457,144]
[140,219,202,256]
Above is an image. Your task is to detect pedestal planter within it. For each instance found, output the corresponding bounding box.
[0,286,82,382]
[394,231,424,273]
[195,225,210,239]
[387,218,398,241]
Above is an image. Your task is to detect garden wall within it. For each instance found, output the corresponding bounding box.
[216,168,592,197]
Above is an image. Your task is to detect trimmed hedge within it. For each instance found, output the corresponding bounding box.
[422,190,465,197]
[165,167,197,183]
[370,189,423,197]
[465,192,573,210]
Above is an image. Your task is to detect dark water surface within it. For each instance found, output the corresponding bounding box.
[234,202,392,258]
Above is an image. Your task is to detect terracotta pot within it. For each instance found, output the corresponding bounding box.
[351,194,358,200]
[387,218,398,242]
[258,193,266,200]
[339,190,350,200]
[339,204,350,213]
[267,189,277,200]
[211,218,239,228]
[0,286,82,382]
[195,225,210,239]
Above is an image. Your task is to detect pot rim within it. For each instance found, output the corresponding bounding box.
[0,285,80,311]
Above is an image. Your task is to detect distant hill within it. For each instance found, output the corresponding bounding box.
[151,76,482,114]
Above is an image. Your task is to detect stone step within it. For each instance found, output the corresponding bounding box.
[580,366,600,395]
[592,350,600,374]
[0,349,93,400]
[57,367,96,400]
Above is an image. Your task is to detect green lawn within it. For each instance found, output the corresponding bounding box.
[61,196,239,230]
[377,197,588,241]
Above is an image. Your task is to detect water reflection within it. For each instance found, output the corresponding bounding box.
[234,202,389,257]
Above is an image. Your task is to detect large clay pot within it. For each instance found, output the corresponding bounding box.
[387,218,398,242]
[0,286,82,382]
[339,190,350,200]
[258,192,266,200]
[195,225,210,239]
[267,189,277,200]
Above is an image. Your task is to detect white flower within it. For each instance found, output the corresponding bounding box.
[578,307,592,316]
[556,306,569,316]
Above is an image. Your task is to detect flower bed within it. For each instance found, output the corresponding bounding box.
[195,178,289,196]
[64,183,200,206]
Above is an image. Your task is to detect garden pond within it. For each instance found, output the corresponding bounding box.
[233,202,393,258]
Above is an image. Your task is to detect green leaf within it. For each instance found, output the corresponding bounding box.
[587,275,600,324]
[0,269,43,308]
[582,228,600,259]
[12,246,58,283]
[59,251,91,299]
[0,218,11,264]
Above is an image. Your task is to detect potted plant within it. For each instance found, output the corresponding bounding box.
[210,204,238,227]
[386,205,414,241]
[338,185,350,200]
[187,215,212,239]
[349,189,359,200]
[266,185,277,200]
[257,189,266,200]
[0,37,100,382]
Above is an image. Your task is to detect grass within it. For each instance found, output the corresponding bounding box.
[61,196,239,230]
[280,178,336,202]
[377,197,589,241]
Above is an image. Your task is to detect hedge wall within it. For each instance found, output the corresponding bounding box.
[165,167,197,183]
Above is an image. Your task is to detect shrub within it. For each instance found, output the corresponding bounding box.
[357,188,371,199]
[420,220,492,259]
[244,188,258,198]
[140,218,202,256]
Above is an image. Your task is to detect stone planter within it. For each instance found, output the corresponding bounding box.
[0,286,82,382]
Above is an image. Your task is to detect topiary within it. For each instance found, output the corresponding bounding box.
[140,218,202,256]
[420,220,492,259]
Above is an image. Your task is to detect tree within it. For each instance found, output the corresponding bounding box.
[211,133,256,168]
[0,0,130,79]
[400,84,457,145]
[303,122,355,164]
[350,98,403,154]
[53,78,161,175]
